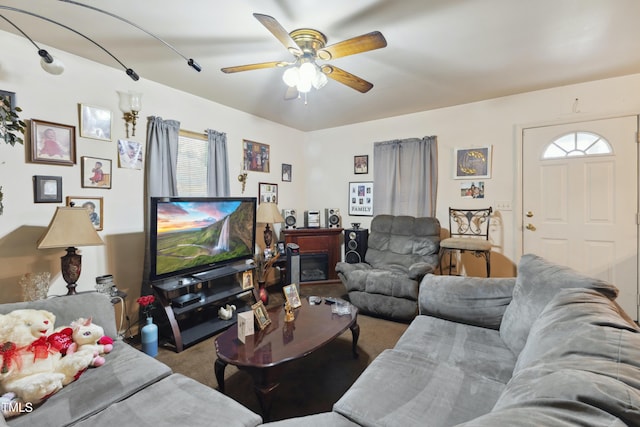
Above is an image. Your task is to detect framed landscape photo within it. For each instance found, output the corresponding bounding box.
[30,119,76,166]
[66,196,103,230]
[243,139,270,173]
[79,104,112,141]
[258,182,278,203]
[33,175,62,203]
[81,156,112,189]
[252,301,271,330]
[454,146,492,179]
[283,284,302,309]
[348,181,374,216]
[281,163,292,182]
[354,155,368,174]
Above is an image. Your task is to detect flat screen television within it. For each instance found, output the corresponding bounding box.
[149,197,257,282]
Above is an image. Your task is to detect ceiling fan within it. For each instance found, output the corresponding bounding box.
[221,13,387,98]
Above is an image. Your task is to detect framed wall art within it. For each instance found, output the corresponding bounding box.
[243,139,270,173]
[81,156,112,189]
[30,119,76,166]
[0,90,16,112]
[282,163,292,182]
[259,182,278,203]
[354,155,368,174]
[33,175,62,203]
[66,196,104,230]
[79,104,112,141]
[117,139,143,169]
[454,146,492,179]
[349,181,374,216]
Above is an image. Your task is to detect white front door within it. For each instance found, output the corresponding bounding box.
[522,116,638,320]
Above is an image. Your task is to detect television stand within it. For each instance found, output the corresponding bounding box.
[151,261,258,352]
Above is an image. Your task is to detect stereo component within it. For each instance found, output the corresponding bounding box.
[344,228,368,264]
[283,209,297,229]
[305,210,321,228]
[325,208,341,228]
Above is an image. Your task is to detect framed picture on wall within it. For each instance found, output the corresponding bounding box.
[66,196,104,230]
[282,163,292,182]
[454,146,492,179]
[354,155,368,174]
[243,139,270,173]
[348,181,374,216]
[79,104,112,141]
[33,175,62,203]
[0,89,16,112]
[30,119,76,166]
[259,182,278,203]
[81,156,112,189]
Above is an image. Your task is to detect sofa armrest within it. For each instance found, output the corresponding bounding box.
[408,262,435,280]
[418,274,516,330]
[0,292,117,338]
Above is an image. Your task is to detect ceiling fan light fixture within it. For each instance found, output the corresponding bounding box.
[282,66,300,87]
[312,70,328,89]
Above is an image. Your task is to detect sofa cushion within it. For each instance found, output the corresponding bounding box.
[8,343,172,427]
[74,373,262,427]
[395,315,516,384]
[333,349,505,427]
[261,412,360,427]
[499,254,618,355]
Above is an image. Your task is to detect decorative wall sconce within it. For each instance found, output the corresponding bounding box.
[238,171,248,193]
[117,91,142,138]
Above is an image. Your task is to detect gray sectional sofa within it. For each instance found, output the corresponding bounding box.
[265,254,640,426]
[0,293,262,427]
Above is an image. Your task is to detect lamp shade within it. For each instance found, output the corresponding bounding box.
[37,207,104,249]
[256,202,284,224]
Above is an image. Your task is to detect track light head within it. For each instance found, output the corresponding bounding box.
[126,68,140,81]
[188,58,202,72]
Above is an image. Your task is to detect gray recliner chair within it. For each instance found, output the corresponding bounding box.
[336,215,441,320]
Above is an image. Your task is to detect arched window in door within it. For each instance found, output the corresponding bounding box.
[542,131,613,159]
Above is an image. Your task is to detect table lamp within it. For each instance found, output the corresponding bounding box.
[256,202,284,250]
[37,206,105,295]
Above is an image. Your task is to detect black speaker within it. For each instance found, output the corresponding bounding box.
[283,209,297,229]
[344,229,368,264]
[325,208,341,228]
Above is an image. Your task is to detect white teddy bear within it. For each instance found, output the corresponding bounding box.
[0,309,96,405]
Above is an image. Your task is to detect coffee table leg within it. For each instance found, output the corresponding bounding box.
[246,366,282,422]
[214,358,227,393]
[350,322,360,358]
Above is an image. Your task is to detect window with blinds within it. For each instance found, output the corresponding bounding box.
[177,131,208,196]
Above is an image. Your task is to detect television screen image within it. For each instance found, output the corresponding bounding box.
[150,197,256,281]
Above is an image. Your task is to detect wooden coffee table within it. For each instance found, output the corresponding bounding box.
[214,297,359,421]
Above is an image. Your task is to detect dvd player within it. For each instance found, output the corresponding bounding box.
[172,293,201,308]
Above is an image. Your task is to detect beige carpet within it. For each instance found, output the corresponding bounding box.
[155,282,409,422]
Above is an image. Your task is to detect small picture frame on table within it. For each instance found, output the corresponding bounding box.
[66,196,103,230]
[79,104,112,141]
[33,175,62,203]
[30,119,76,166]
[354,155,368,174]
[81,156,112,189]
[283,284,302,309]
[252,301,271,330]
[242,270,254,290]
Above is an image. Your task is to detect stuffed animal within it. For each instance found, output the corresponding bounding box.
[70,317,114,367]
[0,309,96,405]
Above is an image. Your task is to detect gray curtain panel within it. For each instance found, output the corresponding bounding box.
[206,129,230,197]
[373,136,438,217]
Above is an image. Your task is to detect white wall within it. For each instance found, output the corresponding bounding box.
[306,74,640,276]
[0,31,306,302]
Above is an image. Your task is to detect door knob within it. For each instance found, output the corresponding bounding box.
[525,223,536,231]
[526,211,534,218]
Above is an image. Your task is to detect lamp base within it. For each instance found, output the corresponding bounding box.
[61,247,82,295]
[263,224,273,250]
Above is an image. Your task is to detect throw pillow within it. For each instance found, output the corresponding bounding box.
[499,254,618,355]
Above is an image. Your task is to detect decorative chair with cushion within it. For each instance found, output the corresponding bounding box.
[438,207,492,277]
[336,214,441,321]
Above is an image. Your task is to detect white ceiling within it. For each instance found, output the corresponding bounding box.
[1,0,640,131]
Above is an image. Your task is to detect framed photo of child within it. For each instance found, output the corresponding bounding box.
[66,196,104,230]
[81,156,112,189]
[30,119,76,166]
[283,284,302,309]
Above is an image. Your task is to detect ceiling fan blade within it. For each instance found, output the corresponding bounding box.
[221,61,288,73]
[284,86,299,100]
[317,31,387,60]
[253,13,302,56]
[321,65,374,93]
